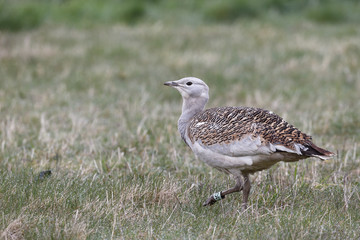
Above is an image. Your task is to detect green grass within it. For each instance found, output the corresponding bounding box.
[1,0,360,31]
[1,19,360,239]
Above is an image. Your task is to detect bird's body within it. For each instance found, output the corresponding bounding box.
[186,106,332,174]
[164,77,334,209]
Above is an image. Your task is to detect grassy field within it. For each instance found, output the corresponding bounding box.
[1,0,360,31]
[1,12,360,240]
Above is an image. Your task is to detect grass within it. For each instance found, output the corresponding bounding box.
[0,19,360,239]
[1,0,360,31]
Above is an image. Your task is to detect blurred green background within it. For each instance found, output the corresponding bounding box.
[1,0,360,31]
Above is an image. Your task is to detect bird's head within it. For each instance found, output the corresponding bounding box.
[164,77,209,100]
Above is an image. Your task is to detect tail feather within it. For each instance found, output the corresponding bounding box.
[301,142,335,160]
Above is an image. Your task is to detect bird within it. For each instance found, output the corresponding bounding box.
[164,77,335,210]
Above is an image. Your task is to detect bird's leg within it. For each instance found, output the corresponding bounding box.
[203,176,243,206]
[241,174,251,210]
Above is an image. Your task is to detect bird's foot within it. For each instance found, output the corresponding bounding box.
[203,192,224,206]
[203,196,217,206]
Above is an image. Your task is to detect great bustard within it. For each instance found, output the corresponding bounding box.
[164,77,334,210]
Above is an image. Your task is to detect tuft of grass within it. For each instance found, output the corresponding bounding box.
[0,2,44,31]
[307,3,348,23]
[54,0,146,25]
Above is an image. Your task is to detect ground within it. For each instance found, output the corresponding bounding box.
[0,19,360,239]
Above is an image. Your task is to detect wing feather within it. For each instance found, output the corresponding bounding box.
[188,106,312,157]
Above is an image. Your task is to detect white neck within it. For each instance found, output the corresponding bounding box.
[178,96,208,142]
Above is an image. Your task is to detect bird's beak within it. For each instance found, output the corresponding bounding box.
[164,81,179,87]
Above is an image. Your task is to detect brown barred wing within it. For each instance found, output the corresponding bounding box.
[188,106,313,153]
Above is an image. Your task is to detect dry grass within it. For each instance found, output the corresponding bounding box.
[0,20,359,239]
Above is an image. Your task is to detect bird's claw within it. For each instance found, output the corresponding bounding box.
[203,196,218,206]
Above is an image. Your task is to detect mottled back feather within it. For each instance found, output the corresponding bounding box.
[188,106,312,152]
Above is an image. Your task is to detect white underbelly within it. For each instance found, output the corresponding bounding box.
[190,141,298,172]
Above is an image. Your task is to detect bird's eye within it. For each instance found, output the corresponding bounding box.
[186,82,193,86]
